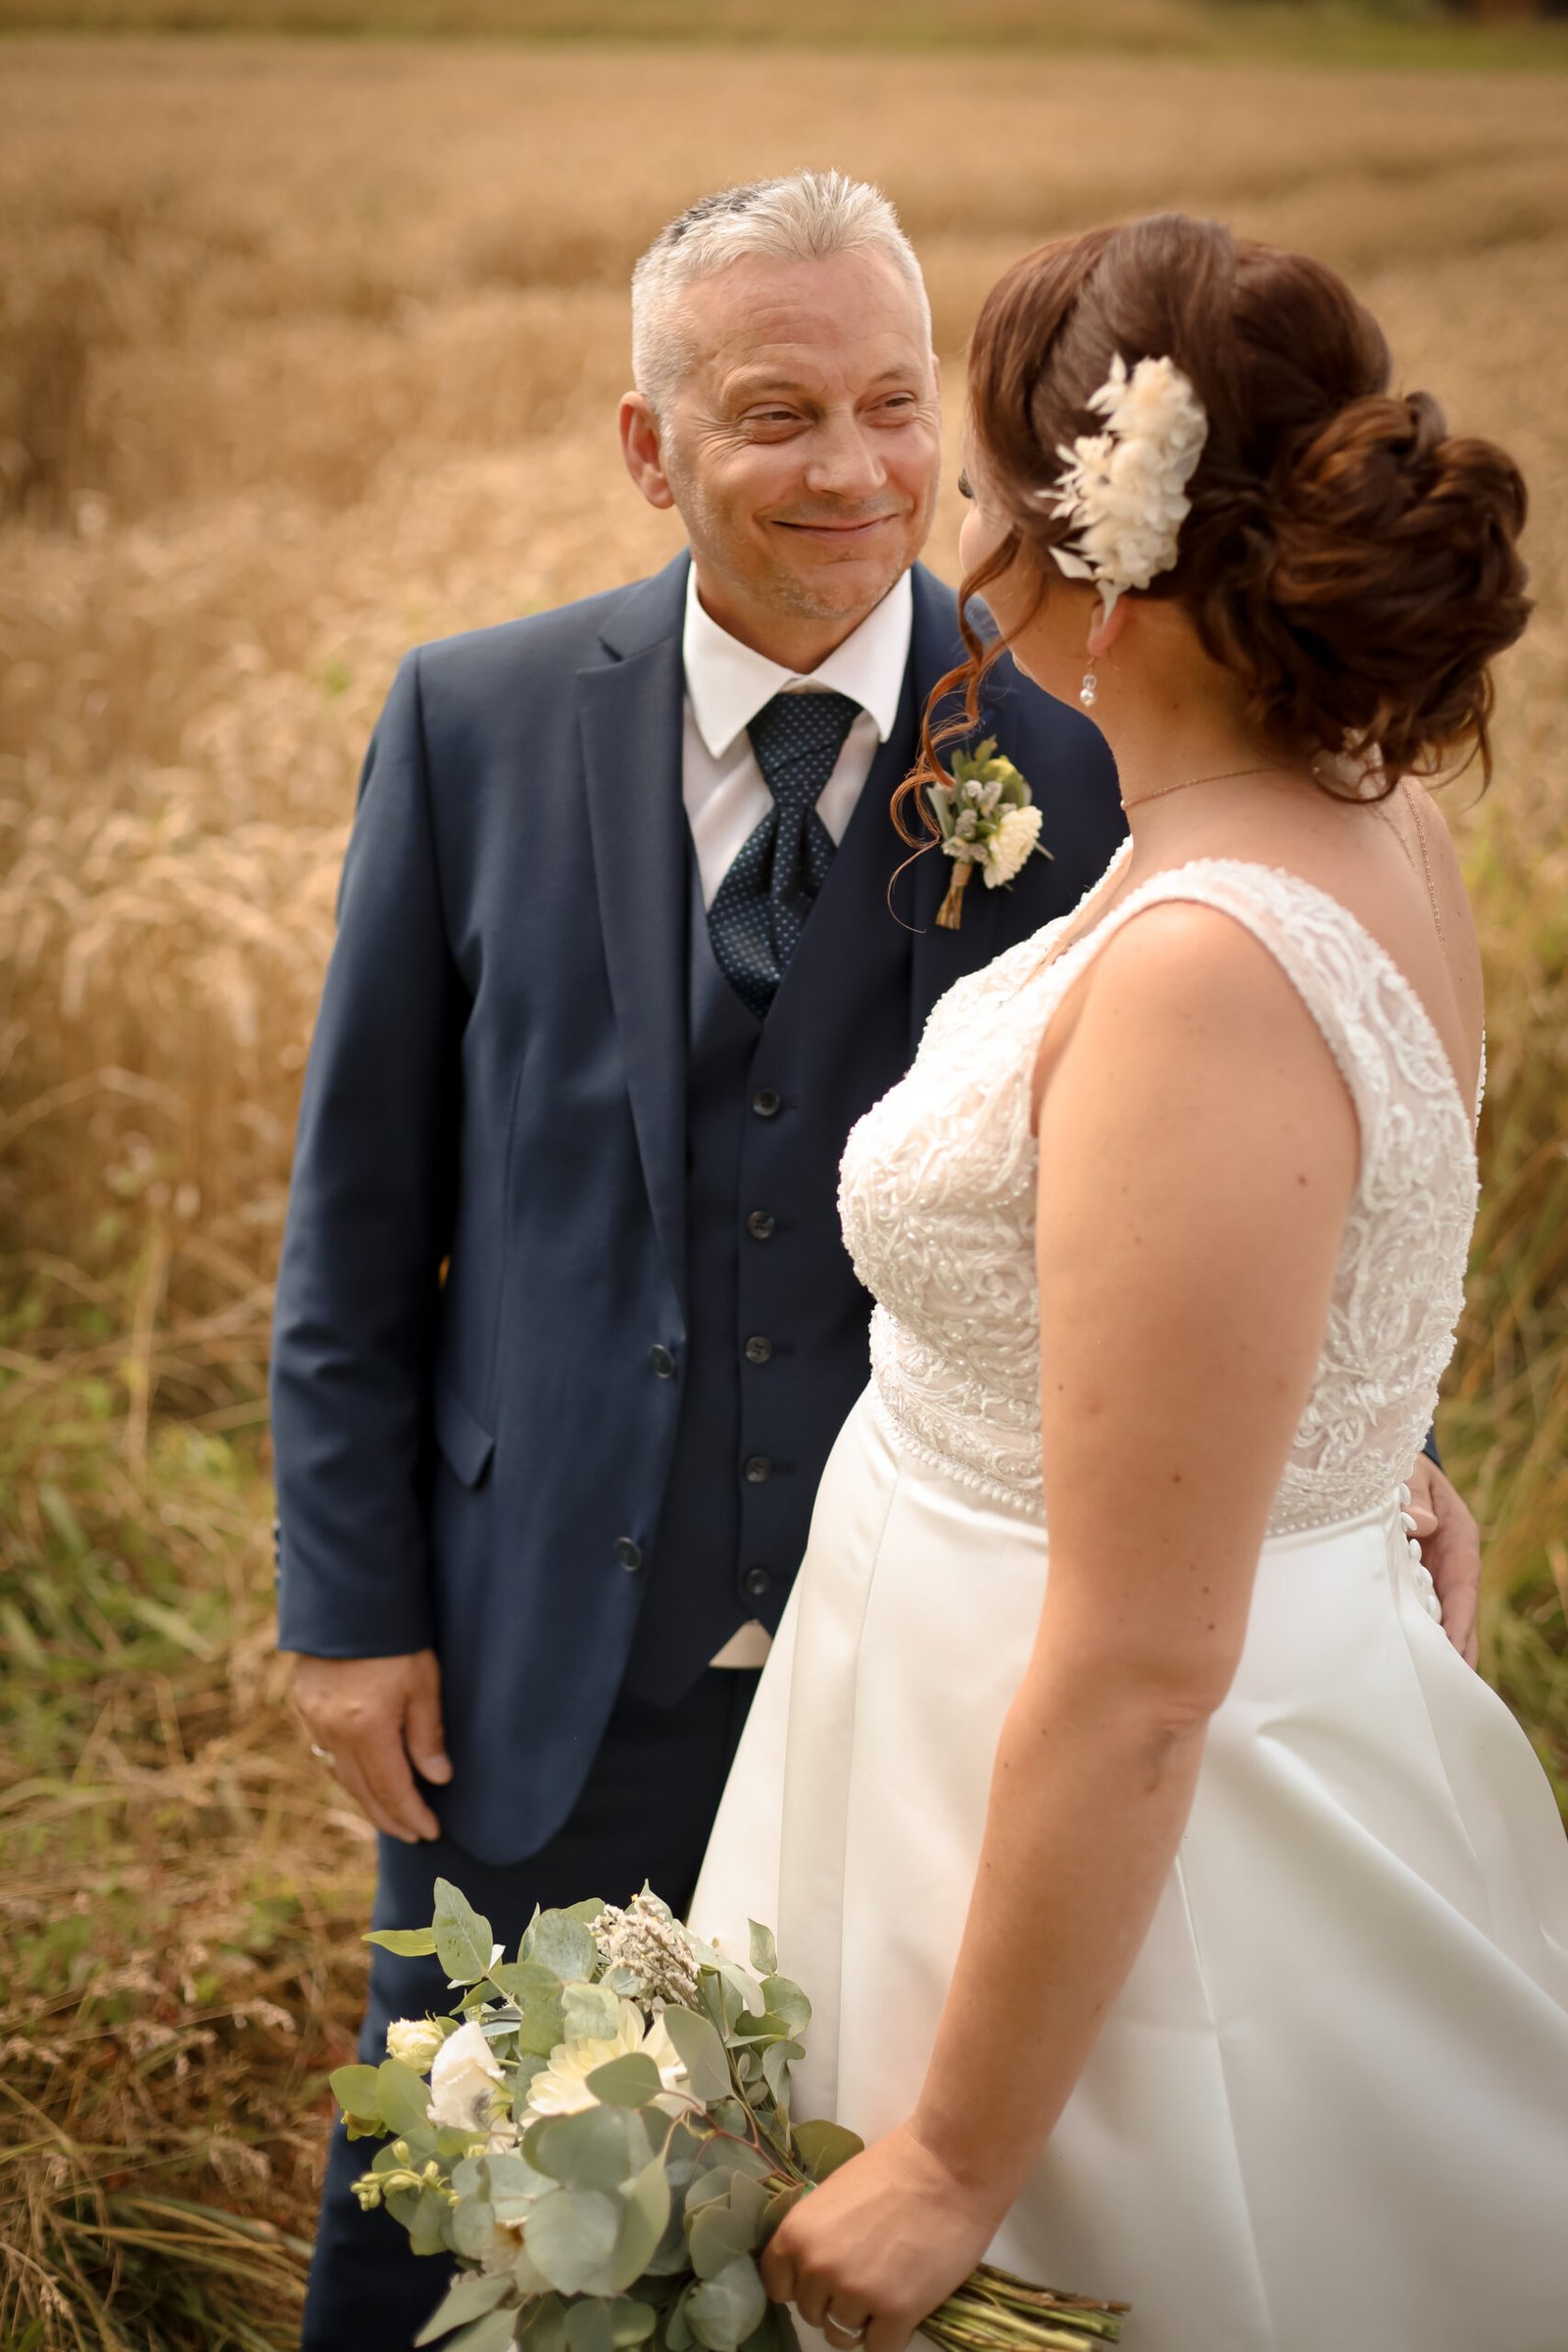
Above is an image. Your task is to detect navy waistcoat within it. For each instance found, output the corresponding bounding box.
[624,720,916,1700]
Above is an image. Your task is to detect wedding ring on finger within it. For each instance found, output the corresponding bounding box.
[823,2312,868,2347]
[309,1742,336,1766]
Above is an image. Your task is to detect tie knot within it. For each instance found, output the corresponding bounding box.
[748,689,862,815]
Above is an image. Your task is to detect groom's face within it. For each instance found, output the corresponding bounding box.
[631,250,940,657]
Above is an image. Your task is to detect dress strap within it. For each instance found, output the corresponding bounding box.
[1035,858,1476,1180]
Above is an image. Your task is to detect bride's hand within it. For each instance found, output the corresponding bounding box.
[760,2122,1002,2352]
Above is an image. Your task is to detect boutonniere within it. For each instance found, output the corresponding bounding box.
[927,738,1051,930]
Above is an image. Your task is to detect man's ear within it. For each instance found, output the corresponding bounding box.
[619,392,676,512]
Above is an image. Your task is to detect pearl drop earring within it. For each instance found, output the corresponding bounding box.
[1079,661,1099,710]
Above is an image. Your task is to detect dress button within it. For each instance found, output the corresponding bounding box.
[744,1455,772,1484]
[613,1537,644,1572]
[744,1335,773,1365]
[743,1566,773,1598]
[648,1344,675,1378]
[746,1209,776,1241]
[752,1089,782,1119]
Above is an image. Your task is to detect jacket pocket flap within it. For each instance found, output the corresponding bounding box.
[432,1376,495,1489]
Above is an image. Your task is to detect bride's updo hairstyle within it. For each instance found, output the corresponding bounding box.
[911,213,1530,816]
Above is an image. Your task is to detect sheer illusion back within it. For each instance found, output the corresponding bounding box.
[839,852,1482,1537]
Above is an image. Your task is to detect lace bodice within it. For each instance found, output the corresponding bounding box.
[840,848,1481,1534]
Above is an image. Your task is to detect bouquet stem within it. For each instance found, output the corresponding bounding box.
[922,2263,1128,2348]
[935,860,973,931]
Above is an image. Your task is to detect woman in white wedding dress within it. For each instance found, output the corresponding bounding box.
[691,216,1568,2352]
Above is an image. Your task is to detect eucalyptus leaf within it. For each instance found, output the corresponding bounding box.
[435,1878,498,1986]
[682,2169,734,2217]
[367,1925,441,1957]
[330,2063,384,2124]
[564,1984,623,2044]
[527,2105,644,2193]
[688,2199,759,2280]
[524,2185,623,2297]
[665,2288,695,2352]
[791,2119,863,2182]
[526,1910,599,1983]
[414,2267,513,2347]
[587,2052,664,2109]
[449,2198,504,2262]
[397,2182,451,2257]
[687,2257,767,2351]
[492,1960,566,2005]
[515,1990,567,2058]
[518,2292,570,2352]
[565,2299,614,2352]
[760,1980,810,2037]
[612,2157,671,2292]
[610,2298,658,2346]
[760,2041,803,2114]
[443,2313,525,2352]
[746,1922,778,1979]
[728,2174,771,2235]
[658,2007,731,2104]
[564,1896,611,1927]
[377,2056,436,2139]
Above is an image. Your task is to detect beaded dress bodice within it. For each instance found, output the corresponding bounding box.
[839,848,1482,1534]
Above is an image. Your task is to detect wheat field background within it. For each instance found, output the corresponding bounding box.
[2,24,1567,2348]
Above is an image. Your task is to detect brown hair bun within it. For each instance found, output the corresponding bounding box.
[1203,384,1532,784]
[913,215,1532,817]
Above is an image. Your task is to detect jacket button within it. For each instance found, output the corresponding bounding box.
[744,1335,773,1365]
[752,1088,782,1118]
[614,1538,644,1572]
[746,1210,775,1241]
[743,1566,773,1598]
[648,1344,675,1378]
[744,1455,772,1484]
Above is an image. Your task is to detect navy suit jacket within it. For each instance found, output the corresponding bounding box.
[271,554,1127,1860]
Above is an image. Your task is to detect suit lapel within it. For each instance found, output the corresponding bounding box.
[578,559,691,1307]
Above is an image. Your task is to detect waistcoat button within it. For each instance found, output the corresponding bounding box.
[743,1455,772,1484]
[744,1335,773,1365]
[752,1088,782,1118]
[648,1344,675,1378]
[746,1210,776,1241]
[613,1537,644,1572]
[743,1566,773,1597]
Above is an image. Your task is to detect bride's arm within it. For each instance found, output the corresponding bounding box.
[762,904,1358,2352]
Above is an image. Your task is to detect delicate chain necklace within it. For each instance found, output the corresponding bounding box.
[1119,760,1296,813]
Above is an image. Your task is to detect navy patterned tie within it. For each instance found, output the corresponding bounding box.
[707,689,861,1021]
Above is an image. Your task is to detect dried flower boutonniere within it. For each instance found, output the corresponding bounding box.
[927,738,1050,931]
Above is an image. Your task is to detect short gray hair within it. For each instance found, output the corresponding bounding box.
[631,170,932,414]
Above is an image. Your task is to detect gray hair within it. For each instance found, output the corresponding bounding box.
[630,170,932,414]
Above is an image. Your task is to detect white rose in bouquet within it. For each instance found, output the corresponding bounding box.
[426,2017,504,2132]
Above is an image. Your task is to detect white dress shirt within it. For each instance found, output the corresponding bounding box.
[682,564,913,1666]
[681,563,914,908]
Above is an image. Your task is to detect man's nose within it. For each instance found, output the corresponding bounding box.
[803,416,888,500]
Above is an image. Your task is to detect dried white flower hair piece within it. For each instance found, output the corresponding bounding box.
[1043,353,1208,615]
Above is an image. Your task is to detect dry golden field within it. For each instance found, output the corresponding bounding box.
[2,32,1568,2348]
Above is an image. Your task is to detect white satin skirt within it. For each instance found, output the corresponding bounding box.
[691,1387,1568,2352]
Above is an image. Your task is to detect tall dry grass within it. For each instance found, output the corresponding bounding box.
[2,34,1567,2348]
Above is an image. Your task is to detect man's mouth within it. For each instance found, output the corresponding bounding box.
[772,514,903,541]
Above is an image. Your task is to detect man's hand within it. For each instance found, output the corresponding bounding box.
[1406,1456,1482,1670]
[291,1650,452,1842]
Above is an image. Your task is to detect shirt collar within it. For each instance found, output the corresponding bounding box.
[682,562,913,761]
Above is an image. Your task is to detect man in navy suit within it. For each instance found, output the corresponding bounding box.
[272,172,1478,2348]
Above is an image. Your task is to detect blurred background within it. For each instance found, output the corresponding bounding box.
[2,2,1566,2343]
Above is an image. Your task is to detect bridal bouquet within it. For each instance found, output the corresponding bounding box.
[332,1883,1127,2352]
